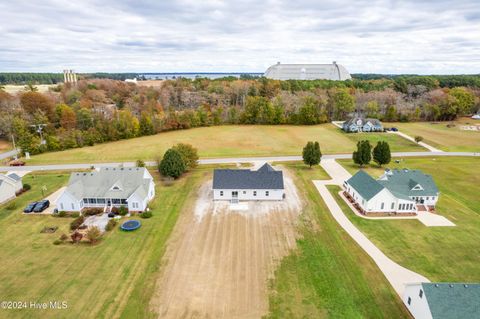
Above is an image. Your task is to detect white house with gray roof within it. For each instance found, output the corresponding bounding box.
[213,164,284,201]
[403,282,480,319]
[0,173,23,204]
[56,167,155,212]
[342,117,383,133]
[344,169,439,214]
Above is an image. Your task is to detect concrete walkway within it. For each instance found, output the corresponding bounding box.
[314,159,430,296]
[388,131,444,152]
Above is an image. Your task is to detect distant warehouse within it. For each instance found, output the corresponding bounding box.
[264,61,352,81]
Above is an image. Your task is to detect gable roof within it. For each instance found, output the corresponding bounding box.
[65,167,152,201]
[346,170,385,200]
[378,169,439,197]
[213,163,284,190]
[343,117,382,128]
[422,283,480,319]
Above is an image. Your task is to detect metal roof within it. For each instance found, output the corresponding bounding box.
[6,173,21,181]
[264,62,351,81]
[378,169,439,197]
[213,163,284,190]
[422,283,480,319]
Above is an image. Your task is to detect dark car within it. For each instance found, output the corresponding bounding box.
[33,200,50,213]
[390,127,398,132]
[24,202,38,213]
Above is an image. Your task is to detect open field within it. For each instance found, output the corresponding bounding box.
[150,168,302,318]
[0,139,11,153]
[0,168,204,319]
[27,124,423,164]
[337,157,480,282]
[264,163,408,318]
[391,118,480,152]
[3,84,57,94]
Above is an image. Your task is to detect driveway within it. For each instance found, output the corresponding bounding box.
[388,131,444,152]
[40,186,66,214]
[314,159,430,296]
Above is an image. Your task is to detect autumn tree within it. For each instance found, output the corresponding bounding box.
[20,91,55,119]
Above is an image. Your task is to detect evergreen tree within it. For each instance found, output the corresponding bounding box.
[352,140,372,167]
[159,148,186,179]
[172,143,199,170]
[373,141,391,166]
[302,141,322,168]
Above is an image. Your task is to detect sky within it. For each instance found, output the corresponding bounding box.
[1,0,480,74]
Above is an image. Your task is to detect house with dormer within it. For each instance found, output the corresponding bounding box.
[343,168,439,214]
[342,117,383,132]
[56,167,155,213]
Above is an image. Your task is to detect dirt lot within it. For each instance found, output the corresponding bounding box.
[150,168,302,319]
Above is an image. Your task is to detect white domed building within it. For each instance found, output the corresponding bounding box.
[264,61,351,81]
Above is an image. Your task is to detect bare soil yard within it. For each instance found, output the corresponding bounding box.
[150,169,302,319]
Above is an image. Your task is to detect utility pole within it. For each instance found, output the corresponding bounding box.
[30,124,47,145]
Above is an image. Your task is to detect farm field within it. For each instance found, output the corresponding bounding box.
[0,168,204,319]
[391,118,480,152]
[27,124,423,165]
[336,157,480,282]
[264,163,408,318]
[3,84,57,94]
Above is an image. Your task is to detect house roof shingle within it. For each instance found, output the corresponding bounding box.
[213,163,284,190]
[422,283,480,319]
[346,170,384,200]
[378,169,439,197]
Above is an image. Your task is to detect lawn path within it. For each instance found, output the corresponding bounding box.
[313,159,430,296]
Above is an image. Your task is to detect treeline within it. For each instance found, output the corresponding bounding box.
[0,76,478,157]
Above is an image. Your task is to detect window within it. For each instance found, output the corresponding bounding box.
[407,297,411,305]
[71,203,75,210]
[381,202,384,210]
[83,198,88,204]
[121,199,127,204]
[97,198,106,204]
[253,191,257,196]
[88,198,96,204]
[391,202,394,209]
[112,199,121,204]
[112,186,120,190]
[220,191,224,196]
[419,289,423,298]
[132,202,138,209]
[243,191,246,194]
[60,203,64,210]
[265,191,269,196]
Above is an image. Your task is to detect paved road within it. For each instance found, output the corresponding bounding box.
[313,159,430,296]
[0,151,477,172]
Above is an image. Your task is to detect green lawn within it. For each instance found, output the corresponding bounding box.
[336,157,480,282]
[0,169,206,319]
[27,124,423,164]
[391,118,480,152]
[265,164,408,318]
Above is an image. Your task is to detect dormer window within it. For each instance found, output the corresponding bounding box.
[113,186,120,190]
[411,184,423,191]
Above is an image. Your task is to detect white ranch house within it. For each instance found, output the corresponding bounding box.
[344,169,439,215]
[403,282,480,319]
[213,163,284,201]
[0,173,23,204]
[57,167,155,213]
[342,117,383,133]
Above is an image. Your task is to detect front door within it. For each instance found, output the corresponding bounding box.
[232,191,238,198]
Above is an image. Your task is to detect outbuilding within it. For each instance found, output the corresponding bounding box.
[213,163,284,201]
[0,173,23,204]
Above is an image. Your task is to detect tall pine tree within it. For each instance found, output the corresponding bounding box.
[352,140,372,167]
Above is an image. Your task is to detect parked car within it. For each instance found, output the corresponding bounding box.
[24,202,38,213]
[33,200,50,213]
[390,127,398,132]
[9,160,25,166]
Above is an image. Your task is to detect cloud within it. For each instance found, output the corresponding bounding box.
[0,0,479,74]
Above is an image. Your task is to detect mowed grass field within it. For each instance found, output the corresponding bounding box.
[392,118,480,152]
[0,168,206,319]
[337,157,480,282]
[27,124,423,164]
[265,162,408,318]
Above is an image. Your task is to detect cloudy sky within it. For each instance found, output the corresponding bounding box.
[1,0,479,74]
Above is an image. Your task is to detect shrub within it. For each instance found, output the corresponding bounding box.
[70,212,80,218]
[86,226,102,244]
[60,234,69,242]
[415,135,424,143]
[57,211,67,217]
[71,231,83,243]
[140,211,152,219]
[70,216,85,231]
[5,202,17,211]
[105,219,118,231]
[118,206,128,216]
[159,148,186,179]
[136,159,146,167]
[82,207,103,216]
[53,239,62,245]
[111,207,119,214]
[23,184,31,191]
